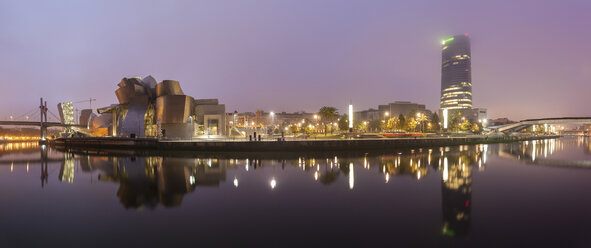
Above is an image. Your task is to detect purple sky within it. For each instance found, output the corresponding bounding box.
[1,0,590,121]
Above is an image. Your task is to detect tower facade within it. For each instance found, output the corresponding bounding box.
[440,34,472,110]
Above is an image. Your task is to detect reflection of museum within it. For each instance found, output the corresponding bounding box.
[52,144,491,234]
[81,76,226,138]
[72,155,235,209]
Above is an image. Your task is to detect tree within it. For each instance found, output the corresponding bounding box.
[461,119,472,131]
[431,113,440,131]
[384,117,399,130]
[450,111,462,132]
[338,114,349,131]
[304,125,314,134]
[398,114,406,130]
[325,124,333,134]
[289,125,299,134]
[380,120,388,130]
[471,123,480,133]
[368,119,382,132]
[318,106,339,135]
[416,112,429,133]
[406,117,417,132]
[357,121,368,132]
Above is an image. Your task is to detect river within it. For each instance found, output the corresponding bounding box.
[1,137,590,247]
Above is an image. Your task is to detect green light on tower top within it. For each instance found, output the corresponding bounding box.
[441,37,455,45]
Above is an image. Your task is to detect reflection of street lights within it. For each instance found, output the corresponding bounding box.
[270,178,277,189]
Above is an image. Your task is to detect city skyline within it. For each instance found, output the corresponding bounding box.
[1,1,591,120]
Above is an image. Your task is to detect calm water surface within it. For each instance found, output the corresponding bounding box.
[1,137,591,247]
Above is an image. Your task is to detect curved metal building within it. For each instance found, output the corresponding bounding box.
[91,75,226,138]
[156,80,184,97]
[156,95,194,124]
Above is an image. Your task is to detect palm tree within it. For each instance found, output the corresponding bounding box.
[318,106,339,135]
[416,113,429,133]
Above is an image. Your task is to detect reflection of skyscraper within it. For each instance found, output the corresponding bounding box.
[59,153,75,183]
[441,155,472,237]
[441,34,472,110]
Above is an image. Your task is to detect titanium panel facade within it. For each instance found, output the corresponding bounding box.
[156,80,184,97]
[156,95,194,124]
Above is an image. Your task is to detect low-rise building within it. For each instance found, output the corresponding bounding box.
[356,101,430,121]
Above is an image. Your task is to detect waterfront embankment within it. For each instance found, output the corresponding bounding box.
[50,135,561,152]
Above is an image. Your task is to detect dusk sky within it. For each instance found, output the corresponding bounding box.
[1,0,590,121]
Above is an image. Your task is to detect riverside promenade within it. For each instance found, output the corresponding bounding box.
[50,135,560,152]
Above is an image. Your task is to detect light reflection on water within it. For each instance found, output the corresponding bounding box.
[1,137,591,247]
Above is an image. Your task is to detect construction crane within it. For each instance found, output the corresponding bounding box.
[73,98,96,125]
[73,98,96,110]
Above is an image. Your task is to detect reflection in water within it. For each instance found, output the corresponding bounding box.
[0,142,39,153]
[500,138,591,168]
[378,145,488,237]
[349,162,354,190]
[59,153,75,183]
[441,146,478,237]
[5,137,591,242]
[80,156,236,208]
[59,144,493,239]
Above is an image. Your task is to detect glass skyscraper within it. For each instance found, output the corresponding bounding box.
[440,34,472,110]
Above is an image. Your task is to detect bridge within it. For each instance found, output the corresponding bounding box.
[487,117,591,134]
[0,121,85,128]
[0,98,87,141]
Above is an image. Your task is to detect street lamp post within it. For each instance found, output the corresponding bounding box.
[348,104,353,133]
[270,111,275,124]
[270,111,275,136]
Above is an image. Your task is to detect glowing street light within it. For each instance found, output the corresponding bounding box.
[442,109,448,130]
[348,104,353,130]
[270,111,275,125]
